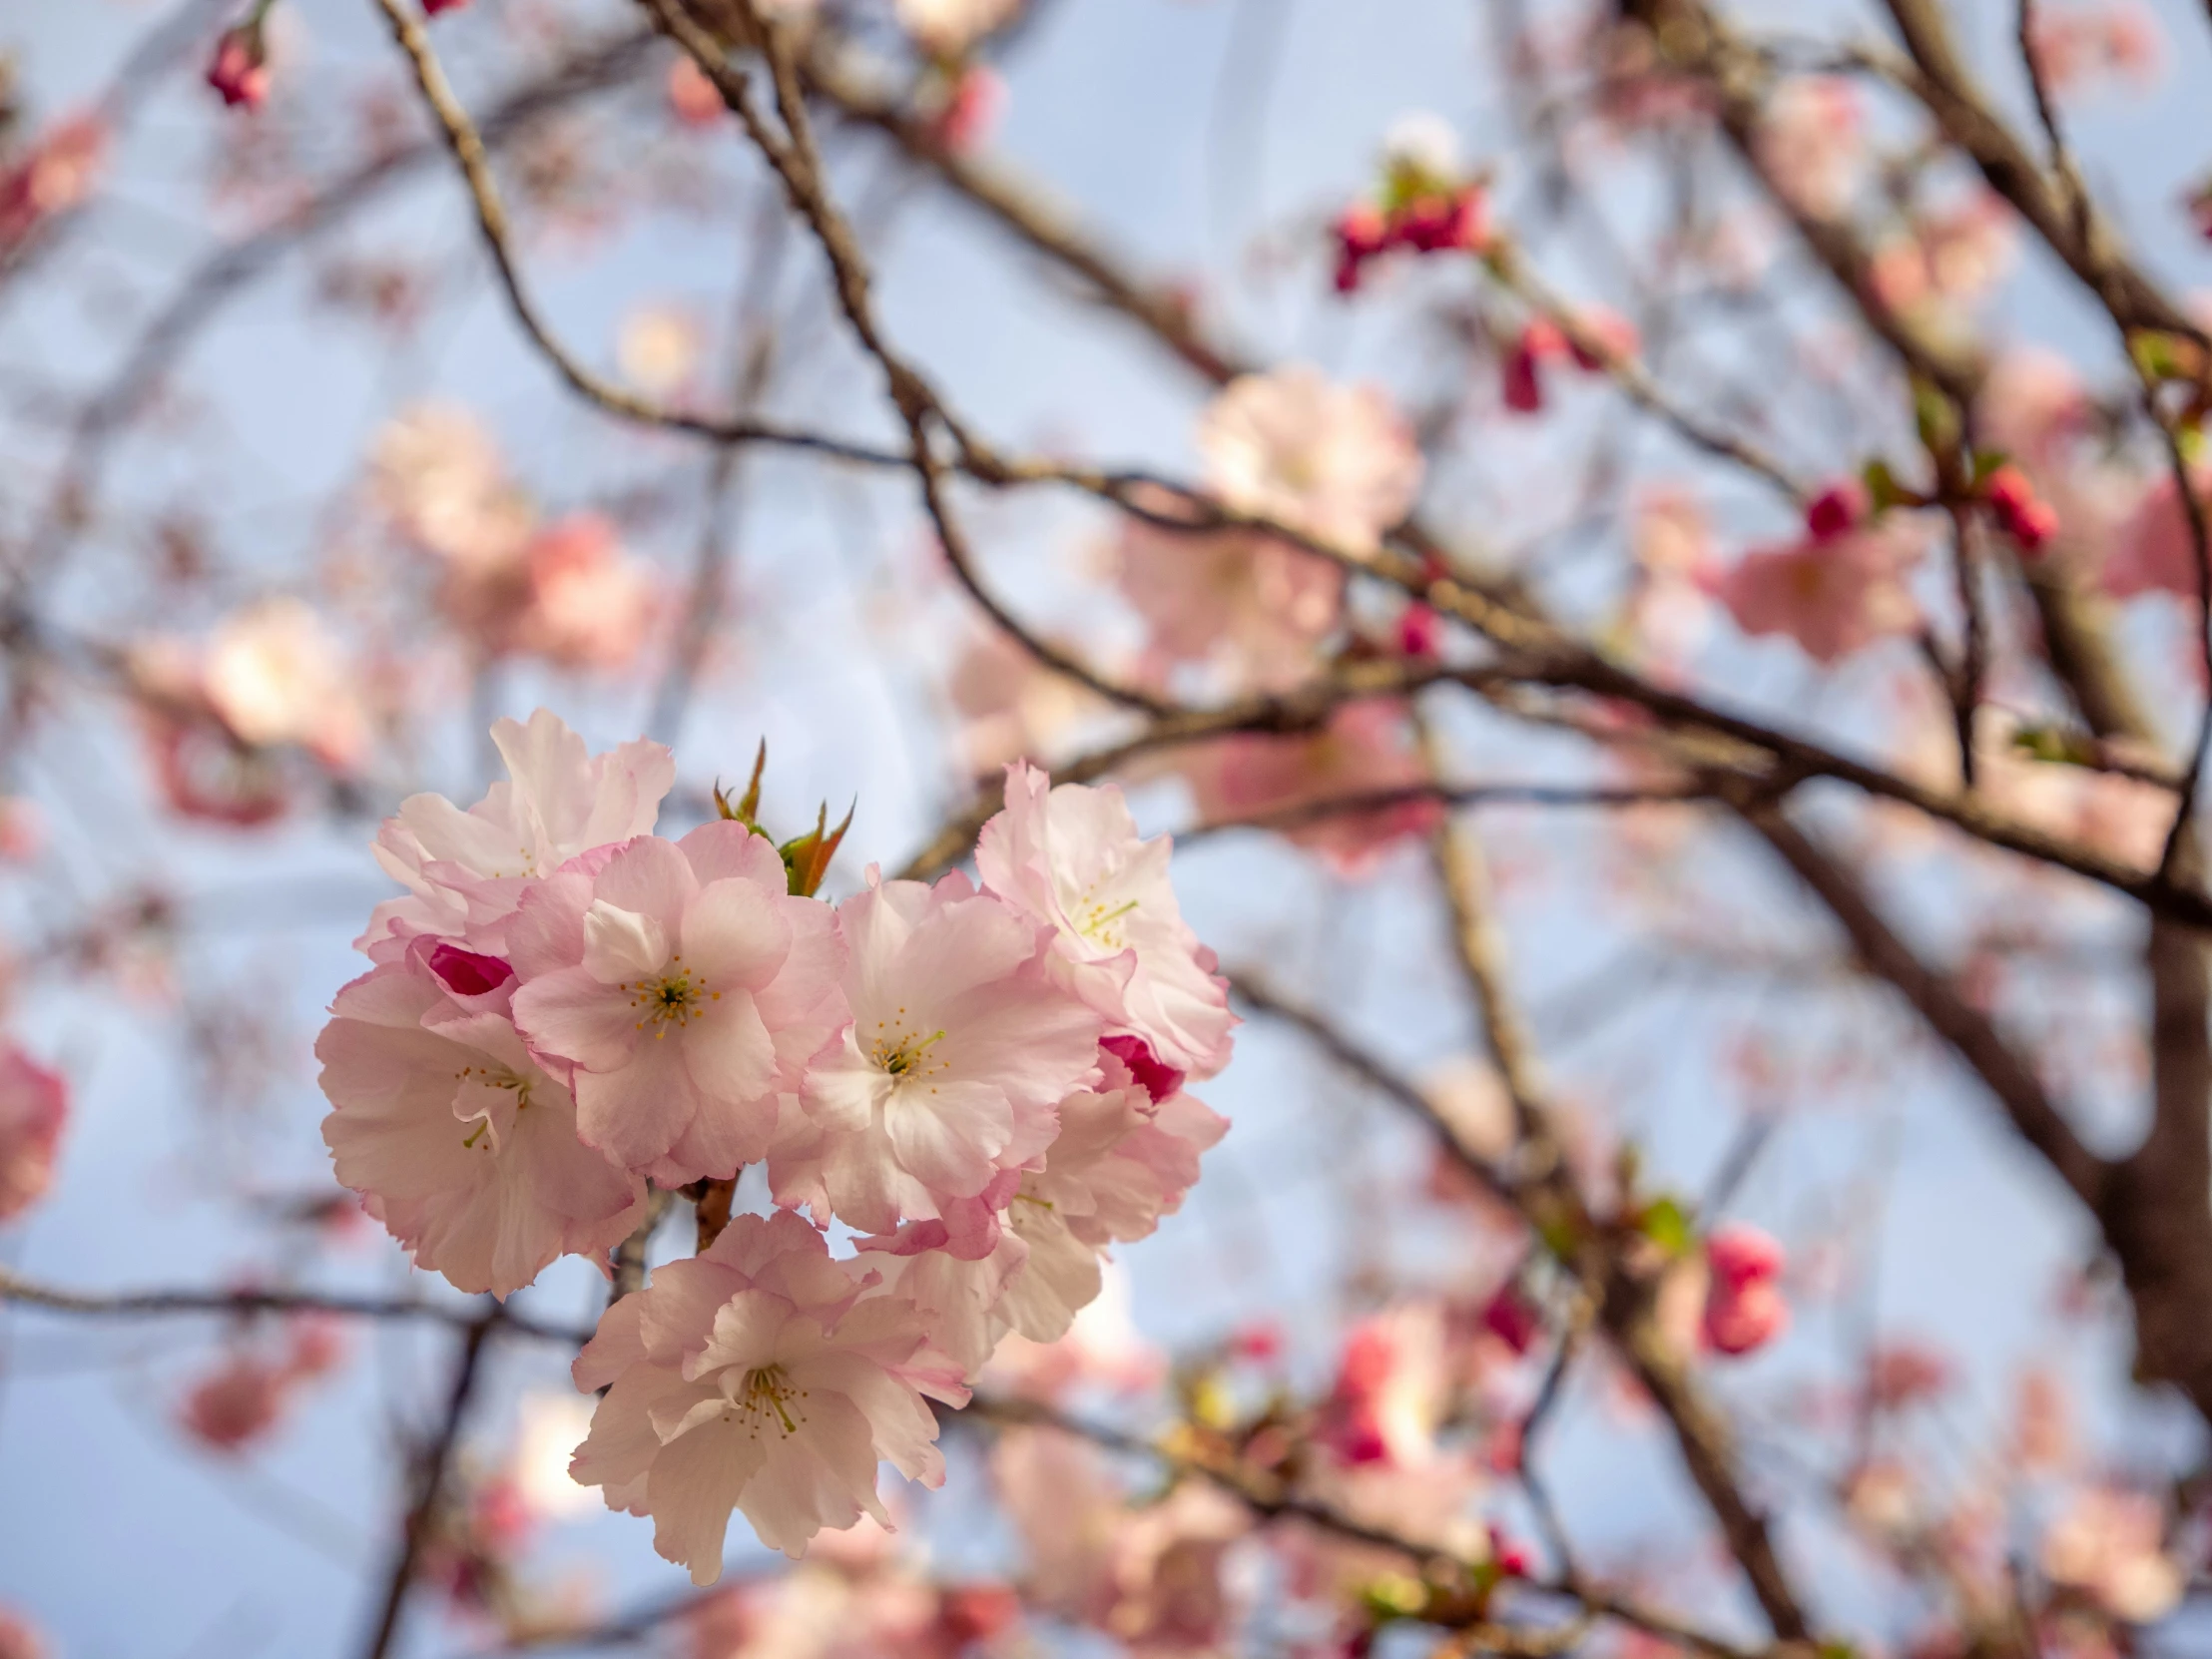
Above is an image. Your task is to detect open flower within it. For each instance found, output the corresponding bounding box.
[1709,519,1925,664]
[772,869,1101,1240]
[976,764,1235,1081]
[360,708,674,962]
[1197,366,1422,557]
[1175,698,1441,874]
[202,597,369,768]
[860,1042,1225,1374]
[571,1211,966,1576]
[318,950,645,1297]
[1113,519,1342,696]
[511,824,846,1185]
[0,1046,67,1224]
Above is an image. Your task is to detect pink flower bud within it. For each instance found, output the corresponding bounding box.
[932,65,1006,155]
[1804,479,1869,541]
[1707,1222,1785,1289]
[1501,322,1564,414]
[1985,463,2059,553]
[422,0,470,11]
[667,55,726,127]
[1703,1224,1789,1357]
[1396,602,1443,659]
[1568,305,1640,372]
[1704,1279,1789,1355]
[206,25,270,111]
[1480,1282,1543,1355]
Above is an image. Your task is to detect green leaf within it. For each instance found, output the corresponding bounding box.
[712,741,768,828]
[1640,1195,1695,1259]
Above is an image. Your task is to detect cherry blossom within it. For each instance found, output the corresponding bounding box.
[1754,77,1865,219]
[359,708,674,962]
[318,951,645,1298]
[370,402,533,572]
[1176,698,1441,873]
[975,763,1236,1079]
[0,1045,67,1224]
[2039,1487,2182,1622]
[2102,465,2212,600]
[896,0,1019,57]
[1709,517,1926,665]
[0,1607,45,1659]
[1113,519,1341,695]
[510,823,846,1185]
[509,514,659,671]
[570,1211,966,1575]
[202,597,369,768]
[0,114,106,257]
[868,1044,1225,1372]
[771,867,1100,1238]
[1196,366,1423,557]
[945,628,1109,774]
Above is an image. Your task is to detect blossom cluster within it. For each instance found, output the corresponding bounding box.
[318,711,1232,1579]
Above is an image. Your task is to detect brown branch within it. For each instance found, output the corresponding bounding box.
[1746,807,2106,1206]
[0,1265,590,1344]
[366,0,907,468]
[357,1308,500,1659]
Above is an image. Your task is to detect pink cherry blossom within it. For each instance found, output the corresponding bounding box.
[1709,518,1925,664]
[318,951,645,1298]
[370,402,533,572]
[359,708,674,962]
[0,1044,67,1224]
[570,1210,966,1576]
[1176,698,1442,874]
[1754,77,1865,219]
[976,763,1236,1080]
[771,868,1100,1239]
[203,598,369,769]
[509,514,659,672]
[1317,1303,1448,1468]
[0,1607,46,1659]
[1196,366,1422,557]
[2040,1487,2182,1622]
[869,1044,1225,1372]
[0,114,106,257]
[510,823,846,1186]
[1113,519,1342,695]
[1703,1223,1789,1357]
[944,627,1111,774]
[895,0,1018,56]
[2103,465,2212,600]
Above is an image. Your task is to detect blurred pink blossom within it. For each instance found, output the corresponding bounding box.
[1709,518,1925,665]
[2040,1487,2182,1622]
[1177,699,1439,873]
[1114,521,1342,695]
[0,1045,67,1224]
[1197,366,1422,557]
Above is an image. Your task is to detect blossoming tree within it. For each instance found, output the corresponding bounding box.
[3,0,2212,1656]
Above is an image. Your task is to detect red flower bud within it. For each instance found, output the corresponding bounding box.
[422,0,470,12]
[1805,479,1869,541]
[206,25,270,111]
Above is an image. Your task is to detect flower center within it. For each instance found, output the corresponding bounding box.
[620,953,719,1038]
[1073,887,1140,950]
[871,1018,947,1078]
[727,1364,808,1438]
[454,1062,533,1148]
